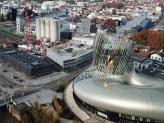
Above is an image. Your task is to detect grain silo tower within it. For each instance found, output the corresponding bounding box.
[36,18,60,42]
[36,18,41,40]
[41,18,46,38]
[45,18,51,39]
[50,19,60,43]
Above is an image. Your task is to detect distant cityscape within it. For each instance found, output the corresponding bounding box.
[0,0,163,123]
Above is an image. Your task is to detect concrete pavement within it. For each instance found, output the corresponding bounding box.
[0,64,68,86]
[64,82,91,122]
[64,83,114,123]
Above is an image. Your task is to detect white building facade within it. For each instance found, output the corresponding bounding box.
[36,18,60,43]
[16,17,25,33]
[150,54,163,62]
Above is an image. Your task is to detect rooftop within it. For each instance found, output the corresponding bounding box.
[133,52,151,62]
[159,52,164,57]
[46,37,93,67]
[0,48,49,69]
[15,89,62,106]
[142,68,164,80]
[12,102,31,114]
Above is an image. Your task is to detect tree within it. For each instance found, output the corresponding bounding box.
[131,30,148,45]
[0,14,5,22]
[131,30,164,49]
[147,31,158,49]
[32,101,38,109]
[52,111,60,123]
[52,96,63,115]
[112,9,117,15]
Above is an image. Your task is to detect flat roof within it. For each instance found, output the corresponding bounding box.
[72,34,95,44]
[46,40,93,67]
[142,62,164,80]
[142,68,164,80]
[95,15,126,21]
[15,89,61,106]
[0,48,48,69]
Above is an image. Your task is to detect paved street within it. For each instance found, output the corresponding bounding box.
[0,87,41,106]
[0,73,18,101]
[0,65,86,106]
[0,74,17,88]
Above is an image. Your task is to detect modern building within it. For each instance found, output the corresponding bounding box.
[80,19,91,34]
[155,6,162,16]
[36,18,60,43]
[66,28,164,123]
[46,35,94,71]
[115,13,153,34]
[133,51,164,81]
[16,17,24,33]
[0,48,55,77]
[41,1,55,11]
[1,4,11,15]
[150,53,164,62]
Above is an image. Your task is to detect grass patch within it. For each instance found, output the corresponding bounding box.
[0,29,36,41]
[0,29,24,40]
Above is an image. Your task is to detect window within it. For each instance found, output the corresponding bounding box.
[139,64,141,69]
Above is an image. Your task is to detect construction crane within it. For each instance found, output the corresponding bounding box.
[24,0,31,49]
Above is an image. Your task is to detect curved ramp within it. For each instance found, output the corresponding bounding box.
[64,83,90,122]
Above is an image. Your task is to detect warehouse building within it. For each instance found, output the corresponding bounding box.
[0,48,55,77]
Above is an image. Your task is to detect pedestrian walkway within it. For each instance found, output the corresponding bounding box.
[64,83,114,123]
[0,65,68,86]
[64,83,90,122]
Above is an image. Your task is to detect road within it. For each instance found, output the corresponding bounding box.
[0,87,41,107]
[0,60,89,107]
[0,75,17,88]
[0,74,18,104]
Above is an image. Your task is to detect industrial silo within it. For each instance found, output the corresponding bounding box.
[50,19,60,43]
[36,18,41,40]
[41,18,46,38]
[45,18,51,39]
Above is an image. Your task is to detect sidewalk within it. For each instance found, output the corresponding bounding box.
[64,83,91,122]
[0,64,68,86]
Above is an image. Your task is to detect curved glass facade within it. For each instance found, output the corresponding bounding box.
[93,29,134,77]
[74,28,134,81]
